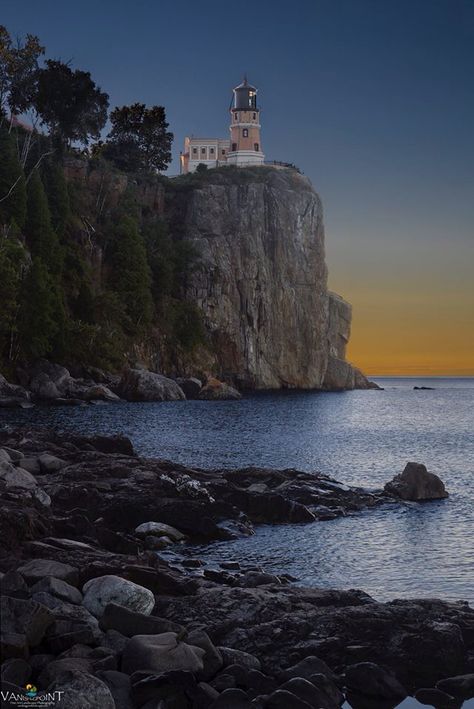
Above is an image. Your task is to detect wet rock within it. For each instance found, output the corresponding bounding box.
[134,521,186,542]
[118,368,185,401]
[344,662,407,700]
[436,674,474,699]
[308,673,344,708]
[176,377,202,399]
[47,670,116,708]
[99,602,182,637]
[82,575,155,618]
[122,632,205,675]
[17,559,79,586]
[0,374,31,406]
[415,686,460,707]
[384,462,449,501]
[199,378,242,400]
[0,461,38,490]
[238,570,281,587]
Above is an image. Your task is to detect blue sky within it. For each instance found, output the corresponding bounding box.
[2,0,473,373]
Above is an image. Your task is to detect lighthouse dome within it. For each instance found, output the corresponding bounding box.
[233,77,258,111]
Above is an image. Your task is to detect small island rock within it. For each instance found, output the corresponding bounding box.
[384,462,448,501]
[118,368,185,402]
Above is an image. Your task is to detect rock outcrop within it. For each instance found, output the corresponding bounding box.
[168,167,375,390]
[385,462,449,501]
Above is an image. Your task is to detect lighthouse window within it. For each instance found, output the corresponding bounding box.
[254,143,259,151]
[243,129,248,137]
[210,148,215,154]
[232,143,237,151]
[253,113,256,119]
[201,147,206,154]
[222,149,226,155]
[192,147,197,154]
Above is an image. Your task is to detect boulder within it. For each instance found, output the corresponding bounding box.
[279,656,337,684]
[38,454,67,473]
[47,670,115,709]
[0,461,38,490]
[264,689,313,708]
[0,658,32,686]
[415,687,459,707]
[1,596,54,648]
[186,629,223,680]
[97,670,133,709]
[118,368,185,401]
[238,571,281,587]
[344,662,407,700]
[29,373,61,399]
[121,632,205,675]
[17,559,79,586]
[384,462,449,501]
[99,602,182,637]
[82,575,155,618]
[0,374,31,406]
[209,688,254,708]
[176,377,202,399]
[218,647,261,671]
[84,384,120,402]
[134,521,186,542]
[31,577,83,605]
[436,674,474,700]
[199,378,242,401]
[279,677,337,708]
[130,669,198,706]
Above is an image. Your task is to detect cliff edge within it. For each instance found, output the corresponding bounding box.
[166,166,374,390]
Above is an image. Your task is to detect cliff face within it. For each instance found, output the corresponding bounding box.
[166,167,370,390]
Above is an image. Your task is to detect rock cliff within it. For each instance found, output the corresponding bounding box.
[166,167,373,390]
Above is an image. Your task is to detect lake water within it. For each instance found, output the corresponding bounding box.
[2,377,473,606]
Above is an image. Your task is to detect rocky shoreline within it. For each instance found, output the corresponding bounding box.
[0,428,471,708]
[0,359,381,411]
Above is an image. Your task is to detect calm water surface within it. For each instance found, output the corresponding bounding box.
[2,377,473,605]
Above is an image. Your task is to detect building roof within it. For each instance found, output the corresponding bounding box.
[234,75,257,92]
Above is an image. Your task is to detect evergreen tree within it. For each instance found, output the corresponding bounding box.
[108,214,153,334]
[18,258,58,358]
[25,169,62,272]
[0,127,27,228]
[0,230,26,360]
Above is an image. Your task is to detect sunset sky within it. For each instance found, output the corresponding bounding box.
[3,0,473,375]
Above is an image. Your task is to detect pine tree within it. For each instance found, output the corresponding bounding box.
[0,230,26,361]
[108,214,153,334]
[18,258,58,358]
[0,127,27,228]
[25,170,62,272]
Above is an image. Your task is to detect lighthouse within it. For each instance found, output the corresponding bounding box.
[226,77,265,167]
[180,76,265,173]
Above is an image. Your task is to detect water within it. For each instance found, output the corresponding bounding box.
[1,377,473,605]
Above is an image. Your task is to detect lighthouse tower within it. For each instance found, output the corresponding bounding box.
[226,77,265,167]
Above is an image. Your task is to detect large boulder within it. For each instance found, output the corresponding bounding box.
[121,632,205,675]
[118,368,185,401]
[17,559,79,586]
[48,670,115,709]
[384,462,449,501]
[344,662,407,701]
[0,374,31,407]
[84,384,120,402]
[0,461,38,490]
[82,575,155,618]
[199,378,241,401]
